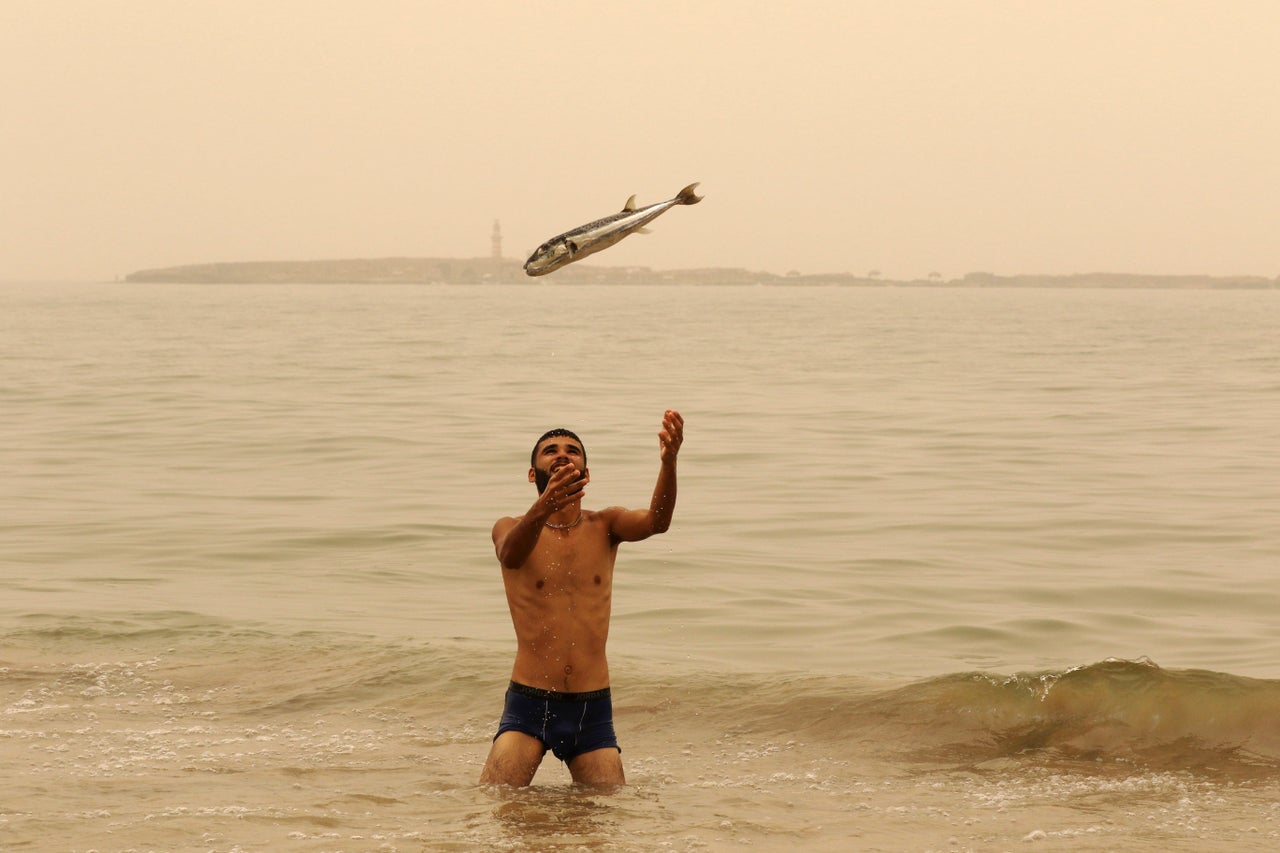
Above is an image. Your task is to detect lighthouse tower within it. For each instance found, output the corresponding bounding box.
[491,220,503,260]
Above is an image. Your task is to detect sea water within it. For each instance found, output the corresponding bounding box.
[2,281,1278,851]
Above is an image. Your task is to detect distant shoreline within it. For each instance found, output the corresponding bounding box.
[124,257,1280,289]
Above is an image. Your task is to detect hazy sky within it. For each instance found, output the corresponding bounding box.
[4,0,1279,281]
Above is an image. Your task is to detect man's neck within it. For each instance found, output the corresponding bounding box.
[543,503,584,530]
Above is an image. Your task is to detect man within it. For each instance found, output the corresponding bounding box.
[480,410,684,787]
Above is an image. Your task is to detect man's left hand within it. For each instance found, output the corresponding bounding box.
[659,409,684,462]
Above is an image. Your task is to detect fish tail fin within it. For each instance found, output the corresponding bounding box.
[676,182,703,205]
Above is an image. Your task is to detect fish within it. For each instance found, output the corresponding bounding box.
[524,183,704,276]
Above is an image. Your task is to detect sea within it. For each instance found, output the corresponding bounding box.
[3,280,1279,852]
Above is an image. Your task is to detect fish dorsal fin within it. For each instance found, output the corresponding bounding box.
[621,194,637,212]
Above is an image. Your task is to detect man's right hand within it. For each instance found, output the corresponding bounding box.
[538,464,588,515]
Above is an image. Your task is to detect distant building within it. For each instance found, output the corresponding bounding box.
[491,220,503,260]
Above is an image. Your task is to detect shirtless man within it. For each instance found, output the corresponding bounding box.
[480,410,684,787]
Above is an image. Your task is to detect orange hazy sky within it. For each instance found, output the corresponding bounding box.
[3,0,1278,281]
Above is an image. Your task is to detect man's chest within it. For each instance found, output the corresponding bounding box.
[526,537,616,592]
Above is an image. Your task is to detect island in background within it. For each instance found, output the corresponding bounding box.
[125,257,1279,288]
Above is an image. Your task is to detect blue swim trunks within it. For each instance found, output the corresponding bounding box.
[494,681,621,763]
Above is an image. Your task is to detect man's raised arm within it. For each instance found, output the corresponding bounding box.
[609,410,684,543]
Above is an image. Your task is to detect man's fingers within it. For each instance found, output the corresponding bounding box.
[549,464,579,485]
[547,466,587,506]
[659,410,684,452]
[661,411,684,441]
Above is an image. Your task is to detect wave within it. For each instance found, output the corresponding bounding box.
[5,616,1277,774]
[665,658,1280,773]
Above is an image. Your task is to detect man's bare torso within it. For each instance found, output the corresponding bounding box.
[497,508,622,693]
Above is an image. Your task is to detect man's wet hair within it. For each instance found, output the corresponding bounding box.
[531,428,586,468]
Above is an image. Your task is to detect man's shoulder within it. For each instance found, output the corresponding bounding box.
[492,514,521,537]
[586,506,637,538]
[587,506,627,523]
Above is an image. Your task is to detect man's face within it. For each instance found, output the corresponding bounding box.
[529,435,587,493]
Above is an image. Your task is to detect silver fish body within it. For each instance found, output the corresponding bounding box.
[524,183,703,276]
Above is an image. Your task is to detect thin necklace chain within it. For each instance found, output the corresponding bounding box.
[544,511,583,530]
